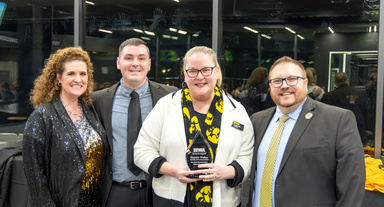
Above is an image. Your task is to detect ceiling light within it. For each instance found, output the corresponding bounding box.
[285,27,296,34]
[178,30,187,35]
[169,28,177,32]
[328,26,334,33]
[244,26,258,33]
[162,35,171,39]
[173,0,180,2]
[297,34,305,40]
[374,25,377,32]
[133,29,144,33]
[85,1,95,5]
[171,36,178,40]
[369,26,372,32]
[192,34,199,37]
[261,34,271,39]
[99,29,112,34]
[356,53,378,56]
[141,37,151,41]
[144,31,155,36]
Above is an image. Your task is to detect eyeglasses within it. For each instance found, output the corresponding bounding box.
[269,76,306,88]
[185,66,216,78]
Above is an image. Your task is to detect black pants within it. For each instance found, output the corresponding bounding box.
[106,182,148,207]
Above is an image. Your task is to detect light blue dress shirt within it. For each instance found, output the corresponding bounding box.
[253,98,307,207]
[111,78,152,182]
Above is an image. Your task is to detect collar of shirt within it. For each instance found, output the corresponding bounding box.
[119,78,149,98]
[273,97,307,123]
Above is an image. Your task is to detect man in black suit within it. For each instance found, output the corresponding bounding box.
[92,38,178,207]
[247,56,365,207]
[321,72,368,143]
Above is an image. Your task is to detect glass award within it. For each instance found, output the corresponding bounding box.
[186,131,213,178]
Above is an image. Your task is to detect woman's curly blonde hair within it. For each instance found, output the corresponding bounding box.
[30,47,94,108]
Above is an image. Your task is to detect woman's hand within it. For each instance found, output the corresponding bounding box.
[159,162,201,183]
[194,164,235,182]
[174,165,202,183]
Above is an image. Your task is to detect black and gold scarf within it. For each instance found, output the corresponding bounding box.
[181,83,223,207]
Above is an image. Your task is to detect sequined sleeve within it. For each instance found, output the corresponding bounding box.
[22,108,56,207]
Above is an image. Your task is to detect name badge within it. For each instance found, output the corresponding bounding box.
[231,121,244,131]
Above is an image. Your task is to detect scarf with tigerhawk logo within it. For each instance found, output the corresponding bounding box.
[181,83,223,207]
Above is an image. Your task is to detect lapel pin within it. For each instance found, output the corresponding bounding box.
[305,112,313,120]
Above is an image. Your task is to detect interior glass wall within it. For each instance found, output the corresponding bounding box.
[0,0,74,128]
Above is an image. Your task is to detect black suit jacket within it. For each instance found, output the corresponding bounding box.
[321,84,368,142]
[23,98,108,207]
[246,97,365,207]
[91,80,178,207]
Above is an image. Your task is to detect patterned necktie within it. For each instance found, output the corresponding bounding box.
[127,90,142,176]
[260,115,290,207]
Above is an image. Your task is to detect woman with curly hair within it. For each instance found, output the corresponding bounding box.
[23,47,108,207]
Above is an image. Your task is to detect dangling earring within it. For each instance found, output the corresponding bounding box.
[58,82,61,86]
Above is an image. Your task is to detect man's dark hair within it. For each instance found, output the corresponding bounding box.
[118,38,149,57]
[334,72,349,86]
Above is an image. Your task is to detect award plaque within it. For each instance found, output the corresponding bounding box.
[186,131,213,178]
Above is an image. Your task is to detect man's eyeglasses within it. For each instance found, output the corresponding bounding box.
[269,76,306,88]
[185,66,216,78]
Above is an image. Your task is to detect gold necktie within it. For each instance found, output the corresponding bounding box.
[260,115,290,207]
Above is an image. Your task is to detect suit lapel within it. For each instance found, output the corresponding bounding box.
[255,110,275,149]
[149,80,162,106]
[278,98,316,174]
[52,98,86,164]
[103,83,119,148]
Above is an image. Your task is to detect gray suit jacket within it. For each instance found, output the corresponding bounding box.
[246,97,365,207]
[91,80,178,207]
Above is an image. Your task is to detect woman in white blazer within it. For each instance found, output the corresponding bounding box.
[134,46,254,207]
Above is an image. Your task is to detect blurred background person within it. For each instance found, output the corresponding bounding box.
[0,82,17,101]
[321,72,368,144]
[134,46,254,207]
[221,81,233,98]
[0,82,18,123]
[366,68,377,138]
[23,47,108,207]
[241,67,275,116]
[231,80,243,101]
[306,67,324,100]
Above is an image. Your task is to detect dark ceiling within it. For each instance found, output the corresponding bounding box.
[3,0,380,37]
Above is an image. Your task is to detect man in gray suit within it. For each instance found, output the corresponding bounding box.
[247,56,365,207]
[92,38,178,207]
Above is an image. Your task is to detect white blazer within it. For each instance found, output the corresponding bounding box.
[134,90,254,207]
